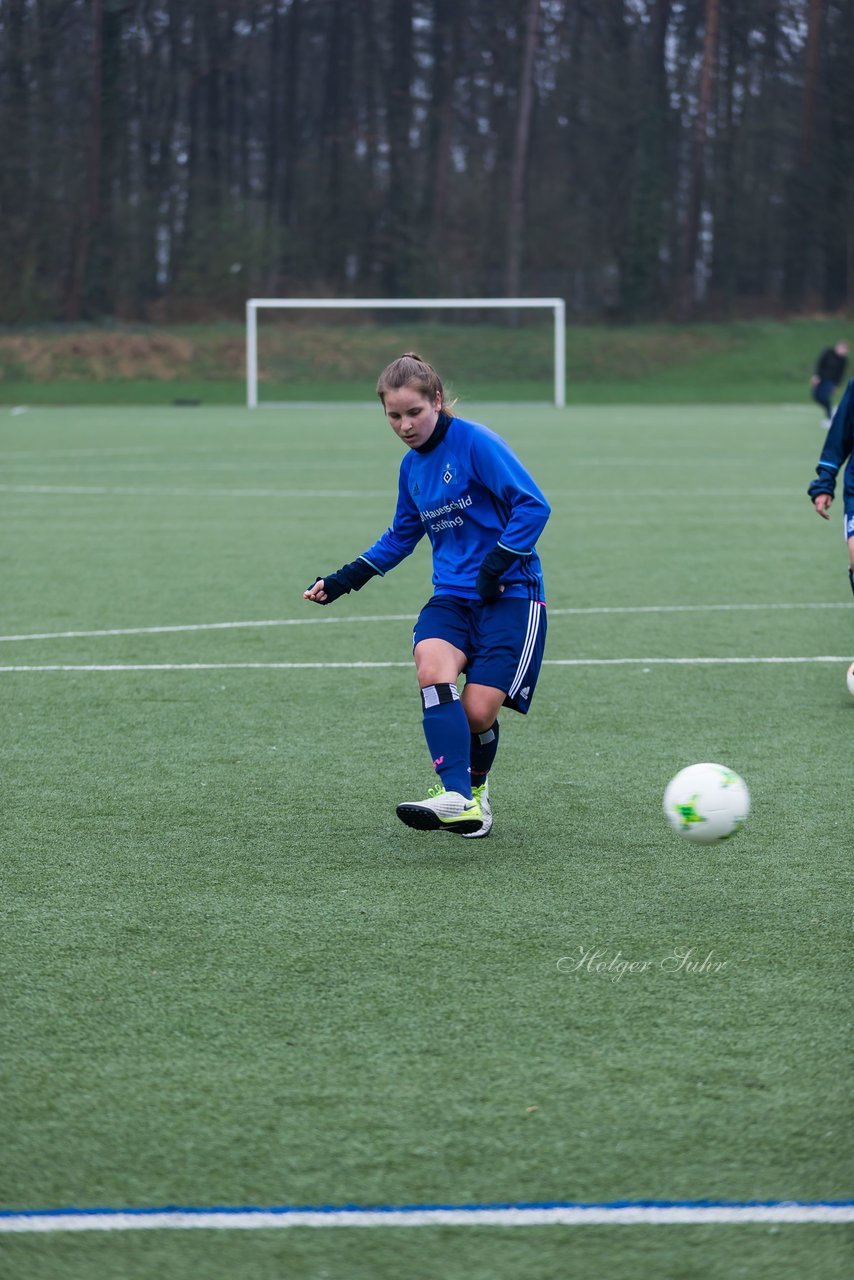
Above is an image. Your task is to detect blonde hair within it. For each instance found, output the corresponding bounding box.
[376,352,454,411]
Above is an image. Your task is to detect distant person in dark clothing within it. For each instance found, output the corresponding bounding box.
[807,376,854,598]
[810,340,849,425]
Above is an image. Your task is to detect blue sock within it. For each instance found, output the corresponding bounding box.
[420,684,472,798]
[849,568,854,597]
[470,721,499,788]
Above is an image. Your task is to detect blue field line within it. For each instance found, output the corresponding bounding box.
[2,1198,853,1215]
[1,1198,853,1233]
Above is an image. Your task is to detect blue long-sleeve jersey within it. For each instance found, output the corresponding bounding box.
[809,377,854,513]
[359,414,550,600]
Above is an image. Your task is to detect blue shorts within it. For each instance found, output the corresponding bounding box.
[413,595,547,715]
[845,511,854,540]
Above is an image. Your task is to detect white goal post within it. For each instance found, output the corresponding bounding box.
[245,297,566,408]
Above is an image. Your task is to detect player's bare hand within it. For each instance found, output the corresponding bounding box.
[304,578,328,603]
[814,494,833,520]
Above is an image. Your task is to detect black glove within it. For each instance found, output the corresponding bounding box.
[306,558,378,605]
[475,545,521,602]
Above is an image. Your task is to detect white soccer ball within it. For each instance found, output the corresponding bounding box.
[847,662,854,697]
[663,762,750,843]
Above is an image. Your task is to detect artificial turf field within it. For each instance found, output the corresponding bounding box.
[0,400,851,1279]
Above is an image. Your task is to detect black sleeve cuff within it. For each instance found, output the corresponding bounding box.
[335,558,380,592]
[807,477,835,500]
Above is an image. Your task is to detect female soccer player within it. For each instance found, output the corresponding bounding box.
[807,375,854,597]
[304,353,550,837]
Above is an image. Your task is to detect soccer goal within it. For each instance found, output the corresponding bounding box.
[245,297,566,408]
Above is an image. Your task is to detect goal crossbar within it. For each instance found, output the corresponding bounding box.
[246,298,566,408]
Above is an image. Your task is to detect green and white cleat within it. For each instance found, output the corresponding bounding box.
[461,781,492,839]
[396,783,483,834]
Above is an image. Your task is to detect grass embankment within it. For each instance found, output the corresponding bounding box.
[0,315,850,405]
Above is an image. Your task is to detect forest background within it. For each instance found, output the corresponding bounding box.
[1,0,852,332]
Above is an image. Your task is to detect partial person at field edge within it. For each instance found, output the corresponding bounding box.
[807,375,854,598]
[303,353,550,837]
[810,340,849,426]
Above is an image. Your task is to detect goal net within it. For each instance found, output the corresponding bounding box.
[245,298,566,408]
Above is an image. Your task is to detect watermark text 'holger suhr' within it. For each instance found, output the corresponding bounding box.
[557,946,729,983]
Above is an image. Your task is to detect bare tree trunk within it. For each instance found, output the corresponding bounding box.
[380,0,413,294]
[424,0,462,284]
[800,0,823,166]
[678,0,718,319]
[783,0,824,306]
[504,0,541,306]
[65,0,103,320]
[1,0,31,317]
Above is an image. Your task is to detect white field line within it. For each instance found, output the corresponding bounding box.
[0,657,849,673]
[0,454,799,475]
[0,482,798,500]
[0,602,848,644]
[0,483,384,499]
[1,447,160,459]
[0,616,415,642]
[546,656,851,665]
[4,464,384,477]
[0,457,758,471]
[0,1202,851,1233]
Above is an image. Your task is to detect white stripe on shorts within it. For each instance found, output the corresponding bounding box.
[508,601,542,699]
